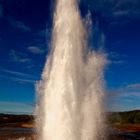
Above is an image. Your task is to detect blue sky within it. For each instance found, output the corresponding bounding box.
[0,0,140,114]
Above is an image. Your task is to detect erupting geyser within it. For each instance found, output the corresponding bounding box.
[36,0,107,140]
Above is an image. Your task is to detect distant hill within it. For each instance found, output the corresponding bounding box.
[0,114,34,127]
[0,110,140,127]
[107,110,140,124]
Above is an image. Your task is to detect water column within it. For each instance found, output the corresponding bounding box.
[36,0,106,140]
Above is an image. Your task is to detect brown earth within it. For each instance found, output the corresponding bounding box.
[0,114,140,139]
[114,124,140,132]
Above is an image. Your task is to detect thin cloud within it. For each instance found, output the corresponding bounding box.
[108,51,126,65]
[9,50,31,63]
[35,29,46,37]
[0,74,36,85]
[87,0,140,24]
[107,83,140,98]
[127,83,140,90]
[1,69,35,78]
[0,68,37,84]
[0,101,33,106]
[113,10,130,17]
[107,87,140,112]
[110,0,139,18]
[0,101,34,114]
[9,18,31,32]
[13,77,36,84]
[111,60,125,64]
[34,28,51,43]
[27,46,45,54]
[113,0,140,18]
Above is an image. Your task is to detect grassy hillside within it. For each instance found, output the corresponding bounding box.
[0,110,140,128]
[0,114,34,128]
[108,110,140,124]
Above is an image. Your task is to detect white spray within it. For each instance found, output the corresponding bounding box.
[36,0,106,140]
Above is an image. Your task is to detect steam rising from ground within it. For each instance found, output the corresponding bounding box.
[36,0,106,140]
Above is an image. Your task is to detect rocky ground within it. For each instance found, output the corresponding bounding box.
[0,114,140,140]
[0,125,140,140]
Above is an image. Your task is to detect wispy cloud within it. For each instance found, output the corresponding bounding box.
[25,29,49,55]
[0,101,33,106]
[88,0,140,29]
[0,101,34,114]
[108,51,126,65]
[9,50,31,63]
[1,69,35,78]
[35,29,46,37]
[34,28,51,43]
[109,0,139,18]
[107,82,140,99]
[9,18,31,32]
[113,10,130,17]
[0,74,36,85]
[109,51,120,58]
[111,60,125,64]
[13,77,36,84]
[108,89,140,98]
[27,46,45,54]
[112,0,140,18]
[107,87,140,111]
[0,69,37,84]
[127,83,140,90]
